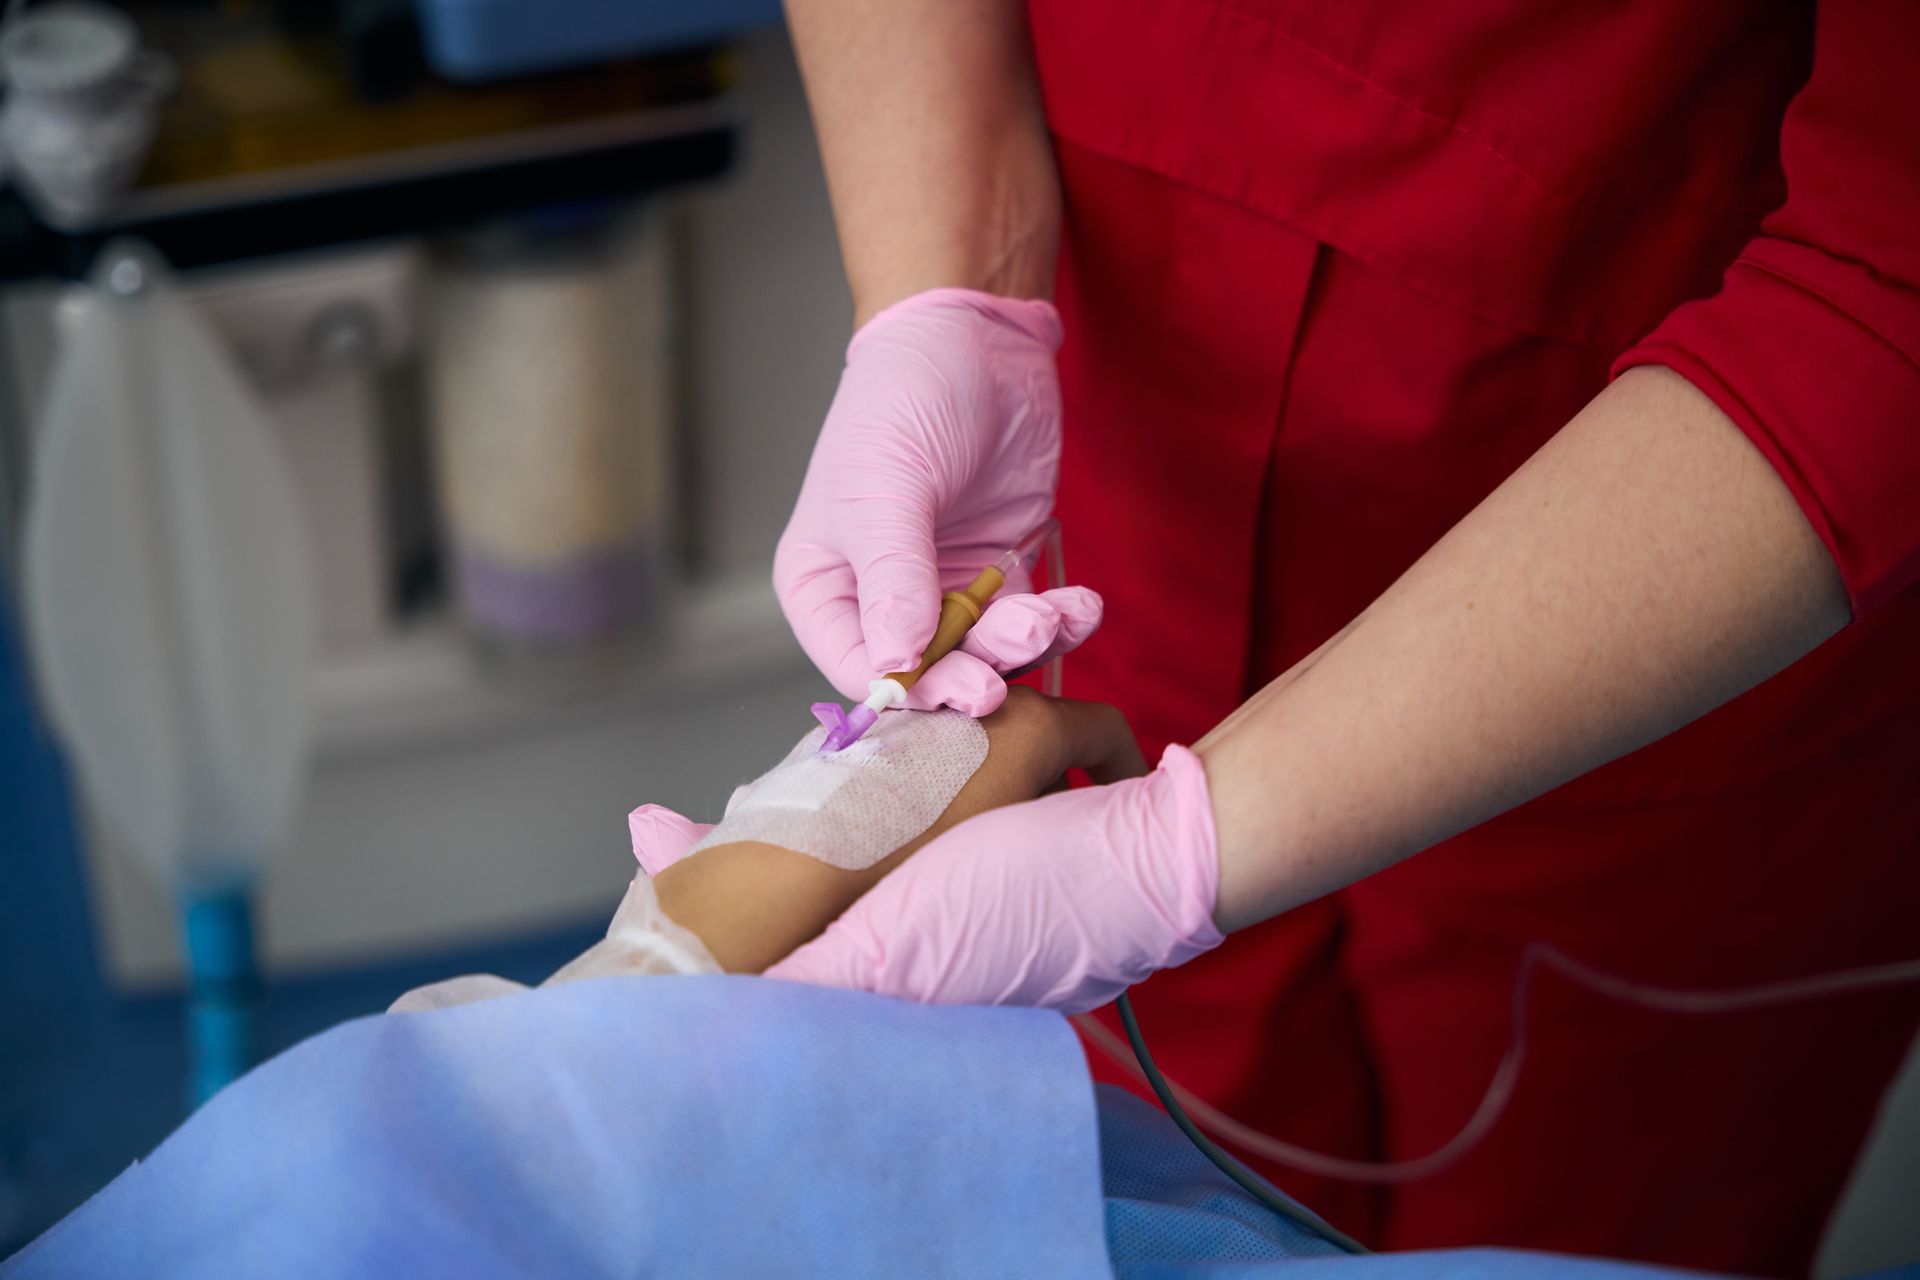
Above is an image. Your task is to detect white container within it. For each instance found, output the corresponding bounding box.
[0,3,173,227]
[23,241,313,899]
[427,206,675,679]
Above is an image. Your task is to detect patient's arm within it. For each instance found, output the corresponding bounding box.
[652,688,1143,973]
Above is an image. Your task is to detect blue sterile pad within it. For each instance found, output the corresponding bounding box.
[4,976,1111,1279]
[6,974,1736,1279]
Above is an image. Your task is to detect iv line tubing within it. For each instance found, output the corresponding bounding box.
[1088,946,1920,1186]
[1116,990,1371,1254]
[1034,523,1373,1249]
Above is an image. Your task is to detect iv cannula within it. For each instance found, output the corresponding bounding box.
[811,518,1060,752]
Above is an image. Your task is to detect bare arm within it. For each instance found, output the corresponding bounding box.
[785,0,1060,325]
[1198,368,1850,931]
[654,690,1144,971]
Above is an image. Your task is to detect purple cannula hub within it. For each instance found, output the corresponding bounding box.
[812,701,878,752]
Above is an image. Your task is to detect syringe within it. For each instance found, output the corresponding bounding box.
[811,517,1060,752]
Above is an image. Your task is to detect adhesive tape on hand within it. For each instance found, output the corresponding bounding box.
[688,708,988,870]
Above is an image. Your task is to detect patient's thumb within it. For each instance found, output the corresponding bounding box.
[628,805,714,877]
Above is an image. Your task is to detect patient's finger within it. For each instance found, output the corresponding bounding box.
[628,805,715,877]
[1045,697,1149,785]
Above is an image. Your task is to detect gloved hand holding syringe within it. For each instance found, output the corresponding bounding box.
[811,517,1065,751]
[772,289,1084,721]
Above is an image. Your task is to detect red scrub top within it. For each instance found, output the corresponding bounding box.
[1027,1,1920,1274]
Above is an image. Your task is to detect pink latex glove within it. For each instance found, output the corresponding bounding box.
[765,745,1225,1013]
[774,287,1078,717]
[627,805,712,878]
[895,585,1102,712]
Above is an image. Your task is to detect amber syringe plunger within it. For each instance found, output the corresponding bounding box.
[810,518,1060,752]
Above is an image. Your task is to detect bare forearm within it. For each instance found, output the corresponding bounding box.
[1197,368,1850,931]
[785,0,1060,325]
[654,690,1143,970]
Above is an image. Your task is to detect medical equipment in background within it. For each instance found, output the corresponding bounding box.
[160,244,422,659]
[1,212,740,997]
[21,240,315,1105]
[812,517,1060,752]
[0,2,174,228]
[427,206,674,679]
[4,239,424,674]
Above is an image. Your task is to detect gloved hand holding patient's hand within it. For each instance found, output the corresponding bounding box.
[767,743,1225,1014]
[775,287,1088,716]
[638,688,1149,973]
[394,689,1168,1011]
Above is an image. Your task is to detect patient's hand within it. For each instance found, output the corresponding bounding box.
[650,689,1144,973]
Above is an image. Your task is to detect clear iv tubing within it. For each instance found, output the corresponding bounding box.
[999,516,1062,590]
[1034,517,1066,698]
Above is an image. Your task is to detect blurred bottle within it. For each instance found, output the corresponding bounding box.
[426,204,675,681]
[0,3,173,227]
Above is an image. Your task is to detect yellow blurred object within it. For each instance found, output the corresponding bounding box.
[129,11,724,191]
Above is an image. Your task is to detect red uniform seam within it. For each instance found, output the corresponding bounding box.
[1190,0,1566,202]
[1049,135,1617,356]
[1737,254,1920,374]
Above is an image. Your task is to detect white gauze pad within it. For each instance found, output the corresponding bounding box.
[687,707,989,870]
[542,872,721,985]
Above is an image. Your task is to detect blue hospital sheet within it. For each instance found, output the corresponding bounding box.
[1095,1087,1730,1280]
[5,975,1112,1279]
[5,974,1766,1279]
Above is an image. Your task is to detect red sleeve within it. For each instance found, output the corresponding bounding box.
[1612,0,1920,617]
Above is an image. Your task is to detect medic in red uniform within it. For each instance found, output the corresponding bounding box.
[768,3,1920,1274]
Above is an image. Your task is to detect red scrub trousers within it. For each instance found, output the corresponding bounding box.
[1028,1,1920,1274]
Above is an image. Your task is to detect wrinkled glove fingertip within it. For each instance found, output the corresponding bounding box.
[628,805,714,876]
